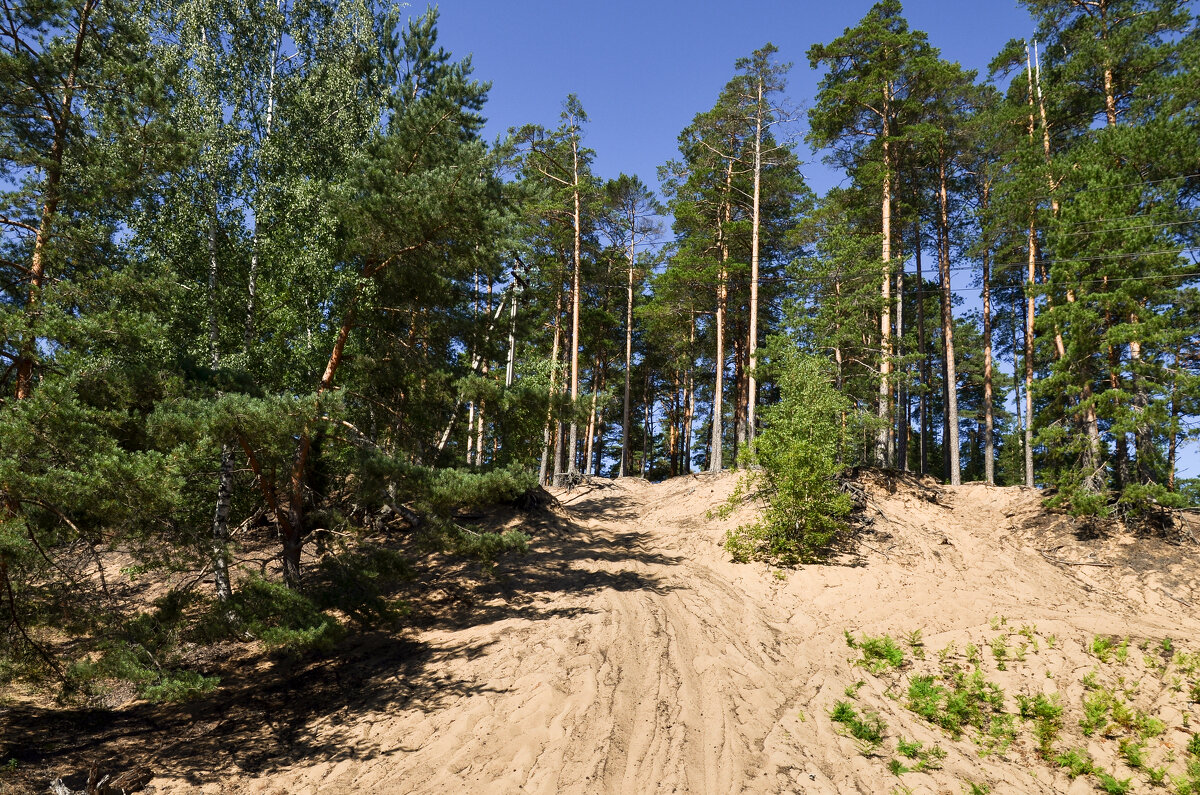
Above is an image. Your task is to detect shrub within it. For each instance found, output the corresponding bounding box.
[724,345,851,565]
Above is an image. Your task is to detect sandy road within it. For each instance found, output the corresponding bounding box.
[148,472,1200,795]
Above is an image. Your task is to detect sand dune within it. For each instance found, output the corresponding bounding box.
[130,472,1200,793]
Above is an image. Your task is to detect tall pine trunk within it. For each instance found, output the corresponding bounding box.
[620,209,636,476]
[981,184,995,486]
[877,81,893,467]
[567,134,583,475]
[710,158,733,472]
[915,220,928,476]
[746,75,763,450]
[937,155,960,485]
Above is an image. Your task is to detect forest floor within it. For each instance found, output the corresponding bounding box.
[4,471,1200,794]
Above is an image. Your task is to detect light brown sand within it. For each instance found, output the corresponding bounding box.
[151,472,1200,794]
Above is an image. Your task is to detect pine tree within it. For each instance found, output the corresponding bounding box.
[808,0,936,467]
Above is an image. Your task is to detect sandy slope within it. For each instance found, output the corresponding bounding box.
[145,473,1200,795]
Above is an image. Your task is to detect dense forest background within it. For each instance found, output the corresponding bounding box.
[1,0,1198,685]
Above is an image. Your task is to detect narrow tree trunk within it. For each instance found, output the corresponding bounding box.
[747,75,764,450]
[584,353,601,469]
[1168,355,1179,490]
[15,0,94,400]
[684,315,695,475]
[877,81,893,467]
[641,371,650,478]
[915,221,928,476]
[592,360,607,475]
[732,335,745,466]
[981,185,995,486]
[1108,332,1128,489]
[668,369,680,477]
[539,285,564,486]
[896,265,907,471]
[208,191,233,603]
[246,7,282,353]
[620,218,636,477]
[567,134,583,475]
[710,159,733,472]
[1130,317,1149,484]
[937,156,960,485]
[1014,295,1025,466]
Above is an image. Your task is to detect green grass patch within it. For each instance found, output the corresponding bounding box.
[855,633,906,673]
[1053,747,1095,779]
[830,699,886,755]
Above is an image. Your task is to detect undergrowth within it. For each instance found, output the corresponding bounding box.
[835,623,1200,791]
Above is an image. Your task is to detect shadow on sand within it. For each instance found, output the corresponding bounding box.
[1,481,680,790]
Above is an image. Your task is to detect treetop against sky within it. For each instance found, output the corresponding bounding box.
[435,0,1034,194]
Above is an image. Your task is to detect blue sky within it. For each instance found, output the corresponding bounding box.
[431,0,1198,480]
[434,0,1034,193]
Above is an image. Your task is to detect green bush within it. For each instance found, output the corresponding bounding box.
[724,345,851,565]
[310,545,414,626]
[196,574,345,653]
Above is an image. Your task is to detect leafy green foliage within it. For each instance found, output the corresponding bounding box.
[1016,693,1063,756]
[1053,747,1096,779]
[855,634,907,673]
[830,699,887,754]
[725,345,851,565]
[906,670,1005,738]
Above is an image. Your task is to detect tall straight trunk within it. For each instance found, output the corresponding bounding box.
[877,81,893,467]
[539,286,564,485]
[746,76,764,450]
[466,271,480,465]
[208,181,233,603]
[684,315,695,475]
[246,3,281,352]
[584,353,602,469]
[732,335,745,466]
[557,332,570,477]
[1014,296,1025,462]
[668,369,680,477]
[1024,48,1039,488]
[914,221,929,476]
[1130,310,1148,482]
[1168,356,1179,490]
[567,133,583,475]
[981,185,995,486]
[1108,331,1128,489]
[710,158,733,472]
[15,0,95,400]
[475,361,488,467]
[592,359,607,476]
[620,209,637,476]
[200,25,233,602]
[834,277,846,465]
[641,371,650,478]
[896,266,907,471]
[937,155,960,485]
[1030,41,1095,489]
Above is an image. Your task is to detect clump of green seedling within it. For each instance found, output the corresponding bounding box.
[1092,635,1117,663]
[1094,771,1132,794]
[895,737,945,771]
[1053,747,1095,779]
[1017,693,1063,757]
[904,629,925,660]
[1118,738,1146,769]
[855,633,906,673]
[830,699,886,755]
[992,636,1008,670]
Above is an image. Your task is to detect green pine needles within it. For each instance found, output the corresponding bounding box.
[724,343,852,565]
